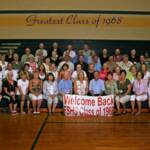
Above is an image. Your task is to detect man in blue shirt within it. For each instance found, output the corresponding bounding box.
[89,71,105,96]
[58,71,72,102]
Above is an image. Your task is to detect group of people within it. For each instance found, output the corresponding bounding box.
[0,42,150,116]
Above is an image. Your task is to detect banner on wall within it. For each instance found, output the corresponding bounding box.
[0,13,150,40]
[63,94,114,116]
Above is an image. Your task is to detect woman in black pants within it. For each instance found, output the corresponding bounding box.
[3,72,18,114]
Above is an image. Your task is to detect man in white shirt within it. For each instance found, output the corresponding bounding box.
[63,44,76,60]
[57,55,74,72]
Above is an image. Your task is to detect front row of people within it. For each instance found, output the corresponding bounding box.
[1,70,150,115]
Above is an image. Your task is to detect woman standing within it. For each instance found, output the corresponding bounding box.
[3,72,18,114]
[29,71,43,114]
[74,72,88,95]
[43,73,58,115]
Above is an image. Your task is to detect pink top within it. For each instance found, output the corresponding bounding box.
[133,79,148,95]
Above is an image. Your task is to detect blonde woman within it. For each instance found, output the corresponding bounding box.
[18,71,30,114]
[74,72,88,95]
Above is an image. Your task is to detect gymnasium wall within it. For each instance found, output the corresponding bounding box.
[0,0,149,54]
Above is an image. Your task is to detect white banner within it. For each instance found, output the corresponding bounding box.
[63,94,114,116]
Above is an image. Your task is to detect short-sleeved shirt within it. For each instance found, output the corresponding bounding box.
[3,79,17,94]
[18,79,29,95]
[117,79,131,95]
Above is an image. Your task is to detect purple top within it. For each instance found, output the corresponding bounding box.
[133,79,148,95]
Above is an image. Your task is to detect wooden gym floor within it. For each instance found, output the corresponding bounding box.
[0,112,150,150]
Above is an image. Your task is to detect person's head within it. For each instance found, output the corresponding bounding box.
[20,71,28,80]
[7,71,13,80]
[145,52,149,58]
[67,44,73,51]
[141,63,148,72]
[13,53,19,61]
[107,72,113,81]
[123,54,129,62]
[25,48,31,55]
[47,73,55,82]
[76,64,82,72]
[61,63,69,71]
[92,54,99,63]
[29,56,35,63]
[78,55,84,62]
[50,62,56,70]
[52,42,58,49]
[7,63,13,71]
[103,63,108,70]
[94,71,99,80]
[88,63,95,71]
[44,57,50,64]
[1,54,6,61]
[102,48,108,55]
[83,44,89,50]
[8,49,14,55]
[130,65,137,74]
[33,71,39,79]
[78,72,85,81]
[23,63,30,71]
[115,48,121,55]
[139,55,145,63]
[63,71,70,80]
[39,64,46,73]
[120,70,127,80]
[108,56,114,62]
[64,54,70,62]
[39,43,44,49]
[115,66,121,74]
[136,71,144,80]
[131,49,136,56]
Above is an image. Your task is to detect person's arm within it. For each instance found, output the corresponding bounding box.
[89,80,94,95]
[85,81,89,94]
[73,80,78,94]
[43,81,47,96]
[58,81,64,96]
[124,84,132,96]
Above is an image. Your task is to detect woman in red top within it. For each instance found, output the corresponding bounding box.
[99,63,109,80]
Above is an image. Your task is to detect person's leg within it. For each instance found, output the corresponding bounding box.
[148,95,150,112]
[120,95,130,114]
[47,97,52,114]
[136,101,141,115]
[52,97,58,113]
[32,100,37,113]
[20,95,25,114]
[9,103,13,113]
[130,95,135,115]
[37,100,42,113]
[115,96,121,114]
[136,95,147,115]
[27,96,31,114]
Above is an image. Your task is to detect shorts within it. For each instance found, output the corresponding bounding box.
[3,95,18,104]
[130,94,148,102]
[116,95,130,104]
[29,93,43,101]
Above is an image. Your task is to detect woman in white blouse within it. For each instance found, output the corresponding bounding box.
[74,72,88,95]
[43,73,58,115]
